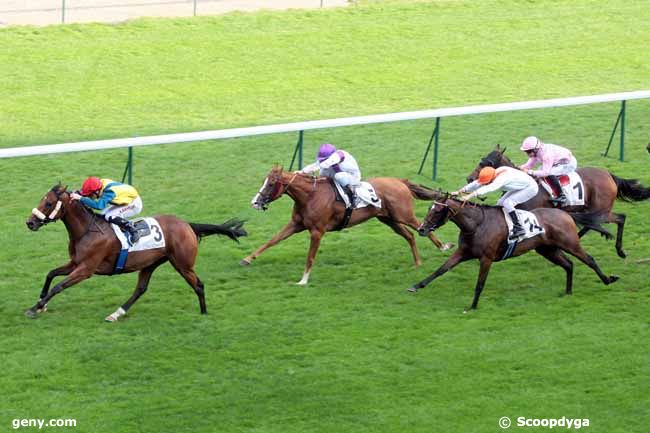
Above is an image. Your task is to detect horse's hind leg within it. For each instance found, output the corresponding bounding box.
[176,266,207,314]
[377,217,421,266]
[106,258,168,322]
[563,244,619,286]
[535,246,574,295]
[608,212,627,258]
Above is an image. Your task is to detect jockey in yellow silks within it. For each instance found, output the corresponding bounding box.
[70,177,143,243]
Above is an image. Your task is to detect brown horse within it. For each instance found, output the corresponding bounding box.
[408,193,619,310]
[241,166,453,284]
[25,184,246,321]
[467,145,650,258]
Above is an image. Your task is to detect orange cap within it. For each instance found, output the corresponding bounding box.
[478,167,496,185]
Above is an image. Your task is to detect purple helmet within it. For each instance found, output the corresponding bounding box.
[317,143,336,162]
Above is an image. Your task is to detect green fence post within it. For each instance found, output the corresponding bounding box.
[122,147,133,184]
[418,118,440,178]
[289,131,304,171]
[619,100,626,161]
[432,117,440,180]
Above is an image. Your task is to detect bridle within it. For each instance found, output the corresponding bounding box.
[255,172,299,209]
[31,190,65,225]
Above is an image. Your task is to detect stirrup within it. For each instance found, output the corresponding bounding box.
[509,228,525,240]
[129,230,141,244]
[550,195,567,204]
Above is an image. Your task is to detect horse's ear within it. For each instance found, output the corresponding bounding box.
[502,146,507,154]
[496,143,501,151]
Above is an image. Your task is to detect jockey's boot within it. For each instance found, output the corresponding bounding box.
[547,175,567,206]
[508,211,526,241]
[343,185,357,209]
[108,216,141,244]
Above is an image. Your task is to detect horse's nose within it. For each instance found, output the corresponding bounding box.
[417,226,428,236]
[467,176,475,183]
[26,220,36,231]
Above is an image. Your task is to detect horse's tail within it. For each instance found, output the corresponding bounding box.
[189,219,247,243]
[402,180,441,200]
[610,173,650,202]
[567,211,613,240]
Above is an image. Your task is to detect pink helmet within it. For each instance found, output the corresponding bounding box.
[317,143,336,162]
[520,136,542,151]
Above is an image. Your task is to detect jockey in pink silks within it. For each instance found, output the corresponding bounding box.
[300,143,361,208]
[519,136,578,205]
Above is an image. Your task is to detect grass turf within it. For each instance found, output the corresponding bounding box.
[1,1,649,432]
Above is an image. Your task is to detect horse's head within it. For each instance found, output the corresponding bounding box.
[26,184,70,231]
[251,166,286,211]
[417,194,452,236]
[466,144,512,183]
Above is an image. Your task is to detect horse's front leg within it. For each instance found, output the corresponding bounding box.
[297,229,324,285]
[37,261,76,311]
[408,250,468,292]
[467,257,493,311]
[25,265,94,318]
[240,220,304,265]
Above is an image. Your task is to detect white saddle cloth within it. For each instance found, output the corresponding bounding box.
[111,217,166,252]
[540,172,586,206]
[502,208,545,243]
[335,181,382,209]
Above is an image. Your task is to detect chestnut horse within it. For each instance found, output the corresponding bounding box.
[241,166,453,284]
[25,184,247,321]
[409,194,619,310]
[467,145,650,258]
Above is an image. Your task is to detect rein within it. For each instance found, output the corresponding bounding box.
[272,172,299,200]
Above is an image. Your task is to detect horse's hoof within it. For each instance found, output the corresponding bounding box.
[608,275,620,284]
[617,249,627,259]
[296,281,308,286]
[441,243,454,251]
[239,258,252,266]
[25,308,38,319]
[105,314,120,322]
[407,286,418,293]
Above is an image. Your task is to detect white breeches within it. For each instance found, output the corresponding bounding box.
[497,183,539,213]
[101,196,143,220]
[549,157,577,176]
[334,171,361,188]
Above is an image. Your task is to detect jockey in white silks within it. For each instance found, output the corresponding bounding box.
[519,136,578,205]
[300,143,362,207]
[453,166,539,240]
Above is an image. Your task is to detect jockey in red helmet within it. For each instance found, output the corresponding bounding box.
[71,177,143,243]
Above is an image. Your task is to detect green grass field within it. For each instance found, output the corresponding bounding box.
[1,1,649,432]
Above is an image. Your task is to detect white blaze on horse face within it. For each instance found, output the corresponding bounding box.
[251,178,269,210]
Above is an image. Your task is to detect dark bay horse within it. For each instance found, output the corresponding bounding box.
[241,166,453,284]
[467,145,650,258]
[409,194,619,310]
[25,184,246,321]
